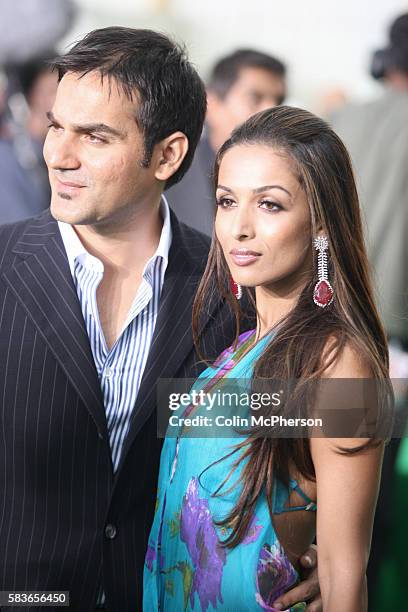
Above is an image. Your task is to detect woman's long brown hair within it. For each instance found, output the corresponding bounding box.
[191,106,391,548]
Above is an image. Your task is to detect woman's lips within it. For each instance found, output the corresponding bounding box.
[229,248,261,266]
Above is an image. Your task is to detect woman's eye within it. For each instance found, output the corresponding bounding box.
[216,197,236,208]
[259,200,283,212]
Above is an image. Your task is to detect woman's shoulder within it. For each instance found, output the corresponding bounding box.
[321,336,373,379]
[311,337,385,454]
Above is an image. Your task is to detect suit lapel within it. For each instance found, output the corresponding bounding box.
[117,214,218,472]
[3,211,220,468]
[2,211,107,437]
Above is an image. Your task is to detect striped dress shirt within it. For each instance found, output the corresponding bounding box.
[58,197,172,472]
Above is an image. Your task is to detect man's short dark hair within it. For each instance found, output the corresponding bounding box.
[208,49,286,104]
[52,27,207,189]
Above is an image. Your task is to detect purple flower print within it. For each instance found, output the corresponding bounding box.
[255,542,299,610]
[145,543,156,572]
[180,477,226,610]
[213,329,256,370]
[146,492,167,573]
[242,513,263,545]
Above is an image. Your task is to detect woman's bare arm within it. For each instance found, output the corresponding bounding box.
[310,344,384,612]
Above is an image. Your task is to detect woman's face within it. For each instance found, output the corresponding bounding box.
[215,144,312,295]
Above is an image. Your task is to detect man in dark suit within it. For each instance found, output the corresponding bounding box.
[0,27,320,611]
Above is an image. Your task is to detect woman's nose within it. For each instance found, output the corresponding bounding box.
[230,205,255,240]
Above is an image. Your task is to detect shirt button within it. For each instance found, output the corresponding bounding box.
[105,524,117,540]
[104,367,113,378]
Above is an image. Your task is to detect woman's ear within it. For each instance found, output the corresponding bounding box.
[154,131,189,183]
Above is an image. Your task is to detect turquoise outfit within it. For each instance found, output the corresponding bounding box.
[144,330,316,611]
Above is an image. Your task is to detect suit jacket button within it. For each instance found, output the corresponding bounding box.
[105,524,117,540]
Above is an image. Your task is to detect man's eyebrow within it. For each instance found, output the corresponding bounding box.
[217,184,292,197]
[46,111,126,139]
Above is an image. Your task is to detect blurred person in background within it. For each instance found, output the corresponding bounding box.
[166,48,286,234]
[0,0,76,224]
[331,12,408,610]
[0,54,58,223]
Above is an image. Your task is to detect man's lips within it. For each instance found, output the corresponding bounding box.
[55,178,86,191]
[229,248,262,266]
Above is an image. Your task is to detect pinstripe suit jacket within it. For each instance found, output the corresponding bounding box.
[0,209,248,611]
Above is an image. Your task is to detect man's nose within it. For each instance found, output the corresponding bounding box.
[44,132,80,170]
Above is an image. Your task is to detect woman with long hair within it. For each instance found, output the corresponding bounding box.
[144,106,391,611]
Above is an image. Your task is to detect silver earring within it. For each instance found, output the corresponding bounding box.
[313,236,334,308]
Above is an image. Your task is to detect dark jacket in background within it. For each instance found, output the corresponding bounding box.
[0,138,50,224]
[165,134,215,237]
[331,89,408,342]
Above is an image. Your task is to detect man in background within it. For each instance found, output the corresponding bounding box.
[331,13,408,348]
[166,48,286,234]
[0,55,58,222]
[331,13,408,607]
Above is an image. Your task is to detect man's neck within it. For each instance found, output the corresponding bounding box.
[385,71,408,93]
[73,202,163,276]
[207,127,224,156]
[73,199,166,351]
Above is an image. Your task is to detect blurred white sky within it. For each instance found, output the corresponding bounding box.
[61,0,408,111]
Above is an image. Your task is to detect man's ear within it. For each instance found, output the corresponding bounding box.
[154,131,189,182]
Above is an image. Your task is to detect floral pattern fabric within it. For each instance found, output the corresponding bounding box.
[144,330,308,611]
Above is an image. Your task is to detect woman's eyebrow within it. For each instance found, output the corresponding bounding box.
[253,184,292,196]
[216,184,234,193]
[216,184,293,197]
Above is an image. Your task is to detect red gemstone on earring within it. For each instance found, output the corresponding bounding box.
[230,277,242,300]
[313,280,333,307]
